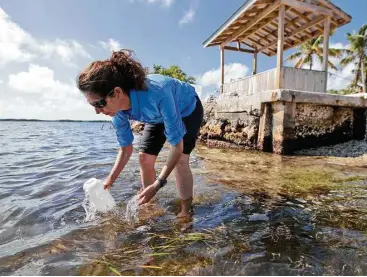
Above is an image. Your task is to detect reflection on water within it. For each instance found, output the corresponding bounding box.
[0,121,367,275]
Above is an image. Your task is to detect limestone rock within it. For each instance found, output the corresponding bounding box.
[199,96,260,148]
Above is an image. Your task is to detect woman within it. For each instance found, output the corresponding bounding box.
[77,49,203,218]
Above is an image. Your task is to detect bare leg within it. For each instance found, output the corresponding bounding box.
[139,152,157,189]
[174,154,193,218]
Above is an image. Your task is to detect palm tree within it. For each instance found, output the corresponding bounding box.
[285,36,344,71]
[340,24,367,93]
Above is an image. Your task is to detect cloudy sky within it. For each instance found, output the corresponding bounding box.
[0,0,366,120]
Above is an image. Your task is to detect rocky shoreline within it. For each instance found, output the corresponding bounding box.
[198,97,259,149]
[130,97,367,158]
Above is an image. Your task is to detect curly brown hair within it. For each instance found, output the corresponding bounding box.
[77,49,147,98]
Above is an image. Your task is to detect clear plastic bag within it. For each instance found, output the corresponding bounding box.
[83,178,116,212]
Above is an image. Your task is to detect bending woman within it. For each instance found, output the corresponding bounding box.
[77,49,203,217]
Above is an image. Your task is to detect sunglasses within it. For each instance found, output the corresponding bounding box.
[90,89,114,109]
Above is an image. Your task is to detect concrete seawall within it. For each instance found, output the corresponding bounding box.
[199,89,367,155]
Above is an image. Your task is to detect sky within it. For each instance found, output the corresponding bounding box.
[0,0,366,120]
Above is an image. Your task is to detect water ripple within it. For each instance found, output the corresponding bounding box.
[1,121,367,276]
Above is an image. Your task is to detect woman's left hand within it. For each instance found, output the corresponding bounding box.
[138,182,159,205]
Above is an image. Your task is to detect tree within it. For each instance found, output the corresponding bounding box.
[340,24,367,93]
[285,36,344,70]
[327,87,356,95]
[151,64,196,84]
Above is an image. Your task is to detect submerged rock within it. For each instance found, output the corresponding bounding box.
[135,225,151,232]
[294,198,307,204]
[248,213,269,222]
[295,140,367,158]
[241,251,266,263]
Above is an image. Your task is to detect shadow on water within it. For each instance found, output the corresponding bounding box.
[1,122,367,275]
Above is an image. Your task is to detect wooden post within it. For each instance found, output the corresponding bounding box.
[323,16,331,93]
[276,5,285,89]
[253,49,258,75]
[220,46,225,93]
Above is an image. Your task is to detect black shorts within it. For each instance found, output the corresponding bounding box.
[139,96,204,156]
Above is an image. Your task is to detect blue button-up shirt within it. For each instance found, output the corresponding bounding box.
[111,74,198,147]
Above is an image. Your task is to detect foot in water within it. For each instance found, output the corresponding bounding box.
[177,197,193,219]
[177,210,193,218]
[177,208,194,231]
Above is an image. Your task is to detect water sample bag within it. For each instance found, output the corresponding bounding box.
[83,178,116,212]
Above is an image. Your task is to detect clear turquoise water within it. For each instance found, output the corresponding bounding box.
[0,121,366,275]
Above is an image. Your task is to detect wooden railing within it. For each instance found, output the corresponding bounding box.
[222,69,277,96]
[281,67,326,93]
[221,67,326,96]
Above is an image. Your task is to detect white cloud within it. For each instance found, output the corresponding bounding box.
[129,0,175,7]
[148,0,174,7]
[98,39,122,52]
[197,63,250,88]
[326,42,355,90]
[0,7,90,67]
[0,8,35,66]
[3,64,110,120]
[329,42,345,50]
[0,7,112,120]
[35,39,91,66]
[327,63,355,90]
[179,7,196,26]
[195,63,249,99]
[8,64,78,99]
[284,42,355,91]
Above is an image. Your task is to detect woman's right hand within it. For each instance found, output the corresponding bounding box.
[103,178,114,190]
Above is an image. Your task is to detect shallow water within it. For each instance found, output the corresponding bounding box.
[0,121,367,275]
[125,195,139,224]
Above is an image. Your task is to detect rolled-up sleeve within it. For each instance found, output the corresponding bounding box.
[111,113,134,147]
[158,91,186,146]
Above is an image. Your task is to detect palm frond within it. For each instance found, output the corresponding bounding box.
[328,48,344,58]
[328,60,338,71]
[314,47,323,57]
[285,52,302,62]
[343,49,354,56]
[317,54,324,65]
[359,24,367,35]
[340,56,356,68]
[314,36,323,46]
[294,58,304,68]
[303,55,312,69]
